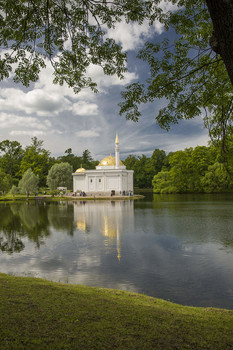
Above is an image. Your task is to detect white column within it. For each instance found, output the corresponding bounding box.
[115,133,120,169]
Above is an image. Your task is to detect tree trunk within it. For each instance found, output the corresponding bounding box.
[205,0,233,87]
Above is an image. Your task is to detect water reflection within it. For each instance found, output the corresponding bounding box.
[74,200,135,261]
[0,201,75,253]
[1,195,233,309]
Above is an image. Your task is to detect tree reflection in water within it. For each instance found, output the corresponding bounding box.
[0,200,75,253]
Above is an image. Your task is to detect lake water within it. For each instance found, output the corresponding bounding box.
[1,194,233,309]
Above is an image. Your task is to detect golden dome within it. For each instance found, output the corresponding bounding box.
[98,155,124,167]
[75,167,85,173]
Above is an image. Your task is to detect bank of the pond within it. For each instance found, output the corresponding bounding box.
[0,194,144,202]
[0,274,233,350]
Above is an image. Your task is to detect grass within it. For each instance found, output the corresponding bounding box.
[1,274,233,349]
[0,194,144,202]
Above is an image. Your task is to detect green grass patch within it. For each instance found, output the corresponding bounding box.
[0,194,144,202]
[0,273,233,349]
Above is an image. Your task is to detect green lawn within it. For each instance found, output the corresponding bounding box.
[0,273,233,349]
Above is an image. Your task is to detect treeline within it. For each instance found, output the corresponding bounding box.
[1,137,233,194]
[124,145,233,193]
[0,137,98,193]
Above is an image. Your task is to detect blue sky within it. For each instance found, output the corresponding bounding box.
[0,1,209,161]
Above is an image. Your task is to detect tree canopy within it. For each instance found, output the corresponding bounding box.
[0,0,149,91]
[20,137,54,187]
[119,0,233,155]
[152,146,233,193]
[47,162,73,190]
[18,168,39,195]
[1,1,233,180]
[1,1,232,156]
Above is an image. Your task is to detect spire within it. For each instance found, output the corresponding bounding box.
[115,132,120,168]
[115,132,119,144]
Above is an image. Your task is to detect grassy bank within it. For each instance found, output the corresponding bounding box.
[0,194,144,202]
[1,274,233,349]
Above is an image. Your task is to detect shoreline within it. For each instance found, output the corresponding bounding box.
[1,273,233,350]
[0,194,144,202]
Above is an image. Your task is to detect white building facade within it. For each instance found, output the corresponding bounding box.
[72,134,134,195]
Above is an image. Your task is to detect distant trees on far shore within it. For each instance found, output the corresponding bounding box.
[0,137,233,194]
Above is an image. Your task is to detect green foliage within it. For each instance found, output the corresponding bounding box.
[81,149,97,169]
[124,149,167,188]
[18,168,39,195]
[201,162,232,193]
[0,140,24,185]
[153,145,233,193]
[119,0,233,152]
[47,162,73,190]
[20,137,54,187]
[0,168,11,193]
[152,170,174,193]
[0,0,152,91]
[57,148,98,171]
[10,185,19,196]
[57,148,82,172]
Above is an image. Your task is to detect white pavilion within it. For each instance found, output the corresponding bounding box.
[72,134,134,195]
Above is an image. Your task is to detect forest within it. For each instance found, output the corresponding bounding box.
[0,136,233,194]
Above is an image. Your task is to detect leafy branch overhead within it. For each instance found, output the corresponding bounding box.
[119,0,233,155]
[1,0,233,151]
[0,0,147,91]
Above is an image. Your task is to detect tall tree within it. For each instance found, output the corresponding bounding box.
[57,148,82,172]
[81,149,98,169]
[20,137,54,186]
[0,168,11,193]
[47,162,73,190]
[18,168,39,195]
[0,140,24,185]
[205,0,233,86]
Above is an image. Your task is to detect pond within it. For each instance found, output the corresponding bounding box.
[1,193,233,309]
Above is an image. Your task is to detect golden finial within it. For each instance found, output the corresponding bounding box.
[115,132,119,144]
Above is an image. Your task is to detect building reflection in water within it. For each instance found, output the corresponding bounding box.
[73,200,135,261]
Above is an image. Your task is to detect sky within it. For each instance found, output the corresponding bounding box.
[0,2,209,162]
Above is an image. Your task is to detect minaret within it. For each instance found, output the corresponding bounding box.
[115,133,120,169]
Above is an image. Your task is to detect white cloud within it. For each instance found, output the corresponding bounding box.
[9,130,45,137]
[0,112,51,130]
[105,0,178,51]
[72,101,98,116]
[0,87,71,117]
[85,64,138,91]
[75,129,100,138]
[106,19,162,51]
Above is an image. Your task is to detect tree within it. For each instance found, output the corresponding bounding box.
[152,170,174,193]
[0,0,148,91]
[57,148,82,172]
[0,168,11,193]
[47,162,73,190]
[18,168,39,195]
[124,150,167,188]
[1,1,233,90]
[152,144,233,193]
[10,185,19,196]
[119,0,233,153]
[123,155,139,170]
[201,162,233,192]
[81,149,98,170]
[205,0,233,86]
[0,140,24,185]
[1,1,233,151]
[20,137,54,187]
